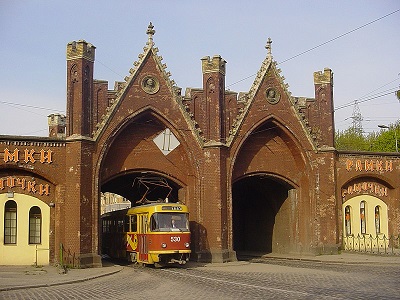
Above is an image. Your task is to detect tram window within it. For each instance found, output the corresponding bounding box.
[150,213,189,232]
[141,215,147,233]
[29,206,42,244]
[102,219,110,233]
[4,200,17,244]
[131,215,137,232]
[117,220,124,232]
[124,215,130,232]
[105,219,111,232]
[109,220,115,232]
[150,215,158,231]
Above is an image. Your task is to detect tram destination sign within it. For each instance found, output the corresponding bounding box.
[162,205,182,211]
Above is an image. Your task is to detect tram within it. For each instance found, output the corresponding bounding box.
[101,202,191,267]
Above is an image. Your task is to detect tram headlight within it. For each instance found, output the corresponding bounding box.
[184,242,190,248]
[161,243,167,248]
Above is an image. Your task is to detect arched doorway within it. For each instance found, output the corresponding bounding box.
[98,111,193,205]
[231,119,306,257]
[232,174,295,256]
[97,111,195,258]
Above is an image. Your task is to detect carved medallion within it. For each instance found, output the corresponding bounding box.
[141,75,160,94]
[265,88,280,104]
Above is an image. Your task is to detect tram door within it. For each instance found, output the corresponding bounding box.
[138,214,148,262]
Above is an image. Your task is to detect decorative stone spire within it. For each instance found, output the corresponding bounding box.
[146,22,155,46]
[265,37,272,60]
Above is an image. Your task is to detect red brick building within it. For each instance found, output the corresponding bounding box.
[1,24,399,266]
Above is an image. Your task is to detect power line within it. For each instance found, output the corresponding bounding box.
[96,59,125,78]
[227,8,400,88]
[334,89,397,111]
[2,9,399,119]
[0,100,64,113]
[334,75,400,111]
[278,9,400,65]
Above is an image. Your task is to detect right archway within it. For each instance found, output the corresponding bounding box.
[231,119,308,257]
[232,174,296,255]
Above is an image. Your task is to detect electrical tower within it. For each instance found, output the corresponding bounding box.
[351,100,363,135]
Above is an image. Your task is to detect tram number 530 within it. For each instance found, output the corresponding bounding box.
[170,236,180,242]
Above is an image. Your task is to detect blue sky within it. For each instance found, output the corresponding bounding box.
[0,1,399,136]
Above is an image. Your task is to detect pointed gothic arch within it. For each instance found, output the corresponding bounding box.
[96,108,198,205]
[231,116,308,180]
[230,117,313,255]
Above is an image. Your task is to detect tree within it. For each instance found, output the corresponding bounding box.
[371,121,400,152]
[335,120,400,152]
[335,127,369,151]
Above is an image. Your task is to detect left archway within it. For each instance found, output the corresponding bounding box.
[96,110,195,258]
[98,110,193,198]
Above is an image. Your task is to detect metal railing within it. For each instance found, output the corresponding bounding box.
[343,234,400,255]
[59,243,80,268]
[34,244,50,266]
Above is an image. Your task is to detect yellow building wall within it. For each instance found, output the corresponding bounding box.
[343,195,388,237]
[0,193,50,265]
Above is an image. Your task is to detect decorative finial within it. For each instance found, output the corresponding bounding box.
[266,37,272,59]
[146,22,155,44]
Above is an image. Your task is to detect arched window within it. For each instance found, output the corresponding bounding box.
[4,200,17,244]
[345,206,352,236]
[29,206,42,244]
[375,206,381,234]
[360,201,366,234]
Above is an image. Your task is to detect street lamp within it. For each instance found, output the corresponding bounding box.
[378,124,398,152]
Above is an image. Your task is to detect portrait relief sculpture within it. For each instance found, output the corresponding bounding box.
[142,75,160,94]
[265,87,280,104]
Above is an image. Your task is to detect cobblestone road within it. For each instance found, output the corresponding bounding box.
[1,259,399,299]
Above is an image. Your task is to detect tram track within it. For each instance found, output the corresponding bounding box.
[160,267,342,300]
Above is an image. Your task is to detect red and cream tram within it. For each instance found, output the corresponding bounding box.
[101,202,191,267]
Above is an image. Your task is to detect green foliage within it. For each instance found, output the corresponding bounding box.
[335,121,400,152]
[335,127,369,151]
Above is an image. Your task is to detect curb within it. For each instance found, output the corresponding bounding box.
[0,267,123,292]
[253,254,400,266]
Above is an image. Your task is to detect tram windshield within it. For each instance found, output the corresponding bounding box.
[150,213,189,232]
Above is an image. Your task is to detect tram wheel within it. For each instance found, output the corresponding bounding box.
[128,252,137,263]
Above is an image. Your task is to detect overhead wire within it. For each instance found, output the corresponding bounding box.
[1,8,399,129]
[278,9,400,66]
[0,100,64,114]
[334,88,399,111]
[227,8,400,88]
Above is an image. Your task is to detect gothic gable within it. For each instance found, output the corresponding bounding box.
[92,23,198,146]
[228,39,316,150]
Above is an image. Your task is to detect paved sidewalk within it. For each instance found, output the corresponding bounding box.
[261,251,400,265]
[0,261,123,291]
[1,252,400,291]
